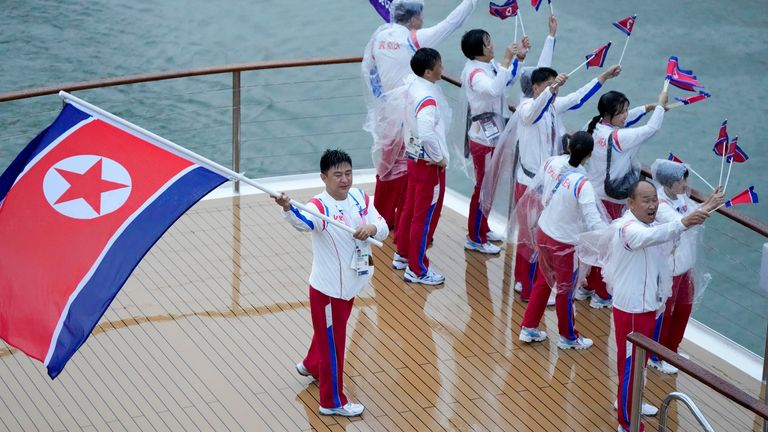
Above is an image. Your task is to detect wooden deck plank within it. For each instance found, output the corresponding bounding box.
[0,185,763,431]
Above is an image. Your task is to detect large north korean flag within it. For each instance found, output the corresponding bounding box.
[0,102,226,378]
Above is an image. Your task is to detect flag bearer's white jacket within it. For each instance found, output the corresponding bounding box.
[655,188,699,276]
[606,211,687,313]
[461,57,521,147]
[588,105,665,204]
[405,75,451,163]
[515,78,604,186]
[282,188,389,300]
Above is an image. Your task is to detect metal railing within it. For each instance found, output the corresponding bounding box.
[627,332,768,432]
[659,392,714,432]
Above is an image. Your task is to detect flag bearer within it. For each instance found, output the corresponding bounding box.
[273,150,389,417]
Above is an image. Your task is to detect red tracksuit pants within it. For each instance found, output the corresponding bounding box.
[652,271,694,356]
[374,173,407,231]
[513,182,543,300]
[521,230,581,339]
[614,308,656,432]
[467,141,493,243]
[396,159,445,276]
[303,286,355,410]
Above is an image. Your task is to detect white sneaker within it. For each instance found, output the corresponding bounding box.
[546,290,556,307]
[404,267,445,285]
[589,295,613,309]
[464,237,501,254]
[391,252,408,270]
[295,362,312,377]
[649,359,679,375]
[557,335,593,350]
[613,399,659,416]
[319,402,365,417]
[574,286,593,301]
[486,230,506,242]
[519,327,547,343]
[514,281,523,293]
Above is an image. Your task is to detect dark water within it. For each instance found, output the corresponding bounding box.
[1,0,766,354]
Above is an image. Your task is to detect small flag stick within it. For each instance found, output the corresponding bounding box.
[518,10,526,36]
[723,159,734,195]
[514,14,519,41]
[665,101,685,110]
[663,78,670,93]
[567,54,595,76]
[618,36,630,65]
[708,203,725,214]
[549,1,554,15]
[687,166,715,191]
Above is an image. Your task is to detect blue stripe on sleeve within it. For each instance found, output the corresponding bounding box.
[625,111,647,127]
[291,205,314,230]
[568,81,603,111]
[532,93,556,124]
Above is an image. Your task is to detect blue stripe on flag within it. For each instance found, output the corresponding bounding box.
[0,104,91,202]
[46,166,226,378]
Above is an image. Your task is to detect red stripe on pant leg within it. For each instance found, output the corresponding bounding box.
[468,141,493,243]
[426,167,446,247]
[307,286,341,409]
[395,161,418,258]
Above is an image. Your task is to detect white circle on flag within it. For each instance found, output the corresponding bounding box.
[43,155,132,219]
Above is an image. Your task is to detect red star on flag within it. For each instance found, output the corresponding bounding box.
[54,158,129,214]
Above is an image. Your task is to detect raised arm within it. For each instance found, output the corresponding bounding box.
[415,0,478,48]
[276,193,324,232]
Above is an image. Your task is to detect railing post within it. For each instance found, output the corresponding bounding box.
[630,343,647,432]
[232,71,241,193]
[761,243,768,432]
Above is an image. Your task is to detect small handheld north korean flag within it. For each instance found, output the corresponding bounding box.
[586,42,612,68]
[665,56,704,91]
[726,139,749,163]
[668,153,684,163]
[712,120,729,156]
[490,0,519,19]
[675,91,711,105]
[531,0,549,12]
[613,15,637,36]
[725,186,759,207]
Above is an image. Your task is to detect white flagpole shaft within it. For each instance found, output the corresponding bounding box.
[723,160,734,195]
[618,36,630,65]
[549,2,554,15]
[663,78,670,93]
[687,167,715,191]
[665,101,685,110]
[567,56,593,76]
[718,149,726,186]
[708,203,725,214]
[57,91,384,247]
[514,14,519,41]
[518,10,526,36]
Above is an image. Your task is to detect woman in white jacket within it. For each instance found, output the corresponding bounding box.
[647,159,723,374]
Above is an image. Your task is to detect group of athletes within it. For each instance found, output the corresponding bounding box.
[275,2,725,430]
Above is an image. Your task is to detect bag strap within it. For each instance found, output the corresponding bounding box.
[604,132,614,185]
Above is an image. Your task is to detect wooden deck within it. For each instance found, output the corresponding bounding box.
[0,184,763,431]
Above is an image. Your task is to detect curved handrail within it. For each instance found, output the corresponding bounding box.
[627,332,768,421]
[658,392,715,432]
[0,55,765,238]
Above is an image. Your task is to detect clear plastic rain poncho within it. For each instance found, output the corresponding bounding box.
[361,0,425,181]
[649,158,712,307]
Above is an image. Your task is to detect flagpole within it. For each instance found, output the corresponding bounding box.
[718,136,727,186]
[687,166,715,191]
[663,78,670,93]
[723,159,734,195]
[514,14,519,41]
[618,36,630,66]
[567,55,594,76]
[57,91,385,248]
[549,1,554,16]
[665,101,685,110]
[708,203,725,214]
[518,10,526,36]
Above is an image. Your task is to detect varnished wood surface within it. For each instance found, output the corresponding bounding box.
[0,185,763,431]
